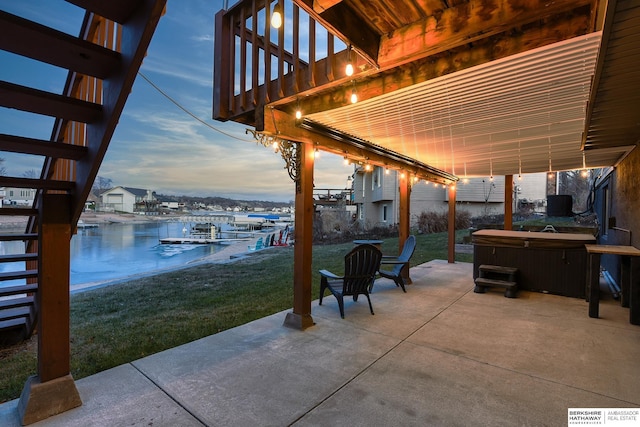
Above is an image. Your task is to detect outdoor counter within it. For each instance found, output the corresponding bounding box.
[472,229,596,298]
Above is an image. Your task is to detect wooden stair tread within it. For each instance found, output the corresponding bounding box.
[475,277,517,288]
[0,317,27,330]
[0,296,34,310]
[478,264,518,274]
[0,269,38,281]
[0,207,37,217]
[0,133,89,160]
[0,233,38,241]
[0,305,32,320]
[0,10,121,80]
[0,284,38,297]
[0,253,38,263]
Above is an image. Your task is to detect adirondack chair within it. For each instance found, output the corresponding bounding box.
[376,235,416,293]
[319,244,382,318]
[248,237,264,251]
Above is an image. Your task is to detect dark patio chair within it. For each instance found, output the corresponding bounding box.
[375,235,416,293]
[319,244,382,318]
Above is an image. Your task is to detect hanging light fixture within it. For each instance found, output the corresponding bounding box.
[345,45,354,77]
[581,151,589,178]
[350,86,358,104]
[517,141,522,180]
[271,2,283,29]
[295,98,302,120]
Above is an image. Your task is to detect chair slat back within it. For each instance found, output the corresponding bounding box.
[343,244,382,296]
[389,235,416,275]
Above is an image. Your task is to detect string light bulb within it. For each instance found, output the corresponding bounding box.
[345,45,354,77]
[271,3,283,28]
[350,88,358,104]
[581,151,589,178]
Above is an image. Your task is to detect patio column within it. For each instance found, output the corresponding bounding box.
[505,175,513,231]
[448,184,456,263]
[19,194,81,425]
[398,174,411,284]
[284,142,315,330]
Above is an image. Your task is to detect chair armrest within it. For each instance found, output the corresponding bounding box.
[380,259,407,265]
[319,269,342,279]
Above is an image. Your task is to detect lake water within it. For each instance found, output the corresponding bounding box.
[0,221,229,292]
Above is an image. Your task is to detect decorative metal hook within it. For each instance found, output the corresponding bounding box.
[246,129,302,192]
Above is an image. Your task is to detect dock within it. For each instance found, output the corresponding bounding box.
[159,237,249,245]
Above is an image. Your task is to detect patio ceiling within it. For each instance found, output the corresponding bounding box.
[292,0,640,178]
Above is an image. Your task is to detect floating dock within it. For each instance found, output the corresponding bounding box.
[159,237,249,245]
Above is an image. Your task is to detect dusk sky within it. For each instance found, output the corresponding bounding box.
[0,0,352,202]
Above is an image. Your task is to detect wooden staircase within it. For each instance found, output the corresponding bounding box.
[0,1,166,346]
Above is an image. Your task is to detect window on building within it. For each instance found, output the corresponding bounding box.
[382,205,388,222]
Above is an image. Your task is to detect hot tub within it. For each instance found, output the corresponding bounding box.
[472,229,596,298]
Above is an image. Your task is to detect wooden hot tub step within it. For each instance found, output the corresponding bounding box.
[475,265,519,298]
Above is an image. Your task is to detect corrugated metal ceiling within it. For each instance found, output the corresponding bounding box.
[306,31,634,178]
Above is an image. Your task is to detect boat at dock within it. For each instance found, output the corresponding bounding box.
[158,213,291,245]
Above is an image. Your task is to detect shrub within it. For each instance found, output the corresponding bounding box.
[416,210,471,234]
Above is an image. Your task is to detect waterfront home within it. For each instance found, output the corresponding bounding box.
[99,186,157,214]
[1,0,639,424]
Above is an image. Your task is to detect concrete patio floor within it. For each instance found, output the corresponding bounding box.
[1,260,639,426]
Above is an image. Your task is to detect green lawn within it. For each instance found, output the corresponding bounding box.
[0,231,472,403]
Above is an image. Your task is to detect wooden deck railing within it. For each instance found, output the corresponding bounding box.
[213,0,357,129]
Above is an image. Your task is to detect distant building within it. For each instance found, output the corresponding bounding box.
[352,166,547,229]
[0,187,36,207]
[100,186,157,214]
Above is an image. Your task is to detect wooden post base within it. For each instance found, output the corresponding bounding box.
[18,374,81,425]
[283,312,315,330]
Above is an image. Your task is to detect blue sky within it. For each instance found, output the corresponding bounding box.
[0,0,351,202]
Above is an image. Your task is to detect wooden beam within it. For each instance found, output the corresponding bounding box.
[377,0,593,70]
[296,0,380,64]
[263,109,456,184]
[38,194,72,382]
[65,0,143,24]
[313,0,343,12]
[283,141,315,330]
[0,10,121,80]
[398,174,411,285]
[448,184,456,264]
[505,175,513,231]
[19,194,81,425]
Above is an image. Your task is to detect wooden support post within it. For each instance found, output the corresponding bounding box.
[398,174,411,284]
[448,183,456,263]
[505,175,513,231]
[19,194,81,425]
[284,142,315,330]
